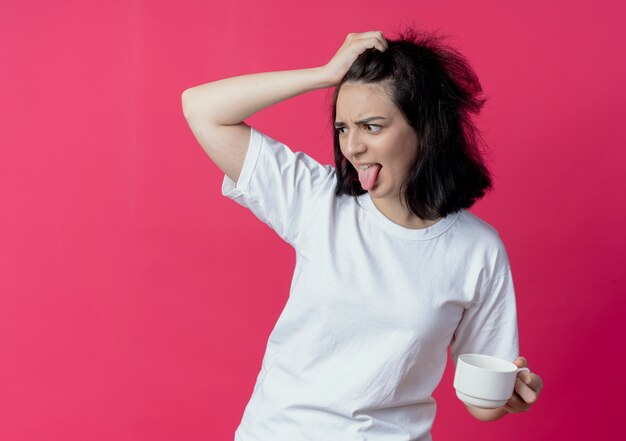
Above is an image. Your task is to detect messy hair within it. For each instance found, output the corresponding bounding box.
[331,27,494,220]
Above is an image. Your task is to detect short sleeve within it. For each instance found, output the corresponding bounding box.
[221,126,334,247]
[449,265,520,367]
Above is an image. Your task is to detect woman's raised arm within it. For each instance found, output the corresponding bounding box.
[182,68,332,126]
[181,31,387,183]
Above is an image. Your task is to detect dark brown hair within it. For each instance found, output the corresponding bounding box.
[331,27,493,220]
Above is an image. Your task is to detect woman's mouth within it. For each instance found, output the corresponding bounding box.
[357,163,382,190]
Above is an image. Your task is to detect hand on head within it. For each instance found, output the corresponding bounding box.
[322,31,388,86]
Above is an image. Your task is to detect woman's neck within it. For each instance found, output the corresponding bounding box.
[370,195,441,230]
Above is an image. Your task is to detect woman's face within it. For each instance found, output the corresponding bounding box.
[335,81,419,200]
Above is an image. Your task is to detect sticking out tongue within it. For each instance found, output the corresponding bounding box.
[357,164,382,191]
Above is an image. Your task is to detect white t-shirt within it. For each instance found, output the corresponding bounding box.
[221,127,520,441]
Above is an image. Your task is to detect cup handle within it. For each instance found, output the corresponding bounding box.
[517,367,530,374]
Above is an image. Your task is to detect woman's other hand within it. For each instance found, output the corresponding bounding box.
[504,356,544,414]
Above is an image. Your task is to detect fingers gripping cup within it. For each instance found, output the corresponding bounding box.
[453,354,530,409]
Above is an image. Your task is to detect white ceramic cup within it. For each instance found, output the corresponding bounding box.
[453,353,530,409]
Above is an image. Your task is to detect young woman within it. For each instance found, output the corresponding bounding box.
[182,28,543,441]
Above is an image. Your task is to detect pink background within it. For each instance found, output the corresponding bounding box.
[1,0,625,439]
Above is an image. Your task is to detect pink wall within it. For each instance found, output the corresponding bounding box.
[1,0,624,439]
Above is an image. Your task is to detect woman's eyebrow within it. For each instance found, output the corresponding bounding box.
[334,116,387,127]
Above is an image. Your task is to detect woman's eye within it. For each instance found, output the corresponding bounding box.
[335,125,380,135]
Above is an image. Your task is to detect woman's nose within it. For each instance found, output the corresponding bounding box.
[344,131,366,157]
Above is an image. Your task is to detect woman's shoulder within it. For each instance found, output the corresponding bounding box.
[454,209,507,249]
[451,210,512,277]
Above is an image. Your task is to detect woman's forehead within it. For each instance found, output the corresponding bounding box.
[336,82,397,119]
[338,81,391,98]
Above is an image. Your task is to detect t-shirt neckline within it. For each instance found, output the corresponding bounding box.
[359,192,462,240]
